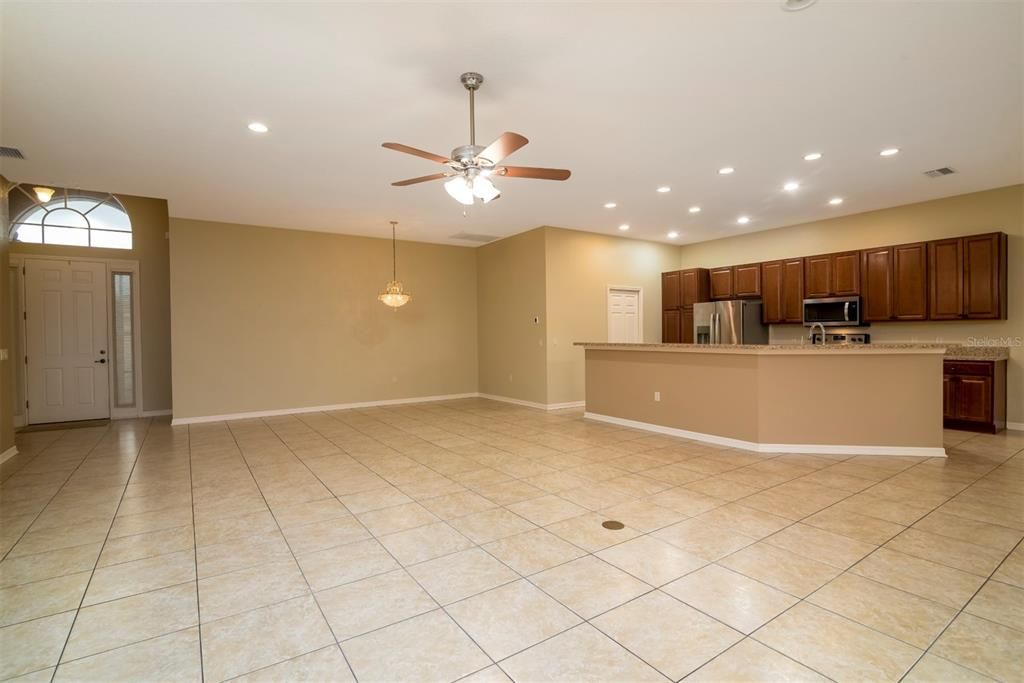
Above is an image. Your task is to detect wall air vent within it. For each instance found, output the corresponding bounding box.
[450,232,498,243]
[0,146,26,159]
[923,167,956,178]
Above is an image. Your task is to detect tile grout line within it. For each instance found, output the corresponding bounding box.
[185,424,204,683]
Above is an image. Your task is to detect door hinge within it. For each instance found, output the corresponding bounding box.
[25,400,29,409]
[23,311,27,320]
[24,355,28,365]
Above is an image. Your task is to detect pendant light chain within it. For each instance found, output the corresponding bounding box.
[391,220,397,280]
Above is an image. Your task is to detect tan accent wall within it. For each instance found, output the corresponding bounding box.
[169,218,478,419]
[544,227,682,405]
[476,228,548,405]
[679,184,1024,425]
[585,349,943,448]
[9,192,173,413]
[0,177,15,452]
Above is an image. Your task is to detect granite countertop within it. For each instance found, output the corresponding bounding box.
[574,342,1011,359]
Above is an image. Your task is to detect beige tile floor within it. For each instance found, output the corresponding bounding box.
[0,398,1022,682]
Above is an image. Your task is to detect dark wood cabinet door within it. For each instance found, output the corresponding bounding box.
[709,267,733,300]
[963,233,1003,319]
[943,376,958,421]
[662,271,681,310]
[893,242,928,320]
[832,252,861,295]
[957,376,993,423]
[662,309,681,343]
[761,261,783,323]
[861,247,893,321]
[681,307,695,344]
[928,238,964,319]
[781,258,804,323]
[680,268,709,307]
[733,263,761,298]
[804,255,831,298]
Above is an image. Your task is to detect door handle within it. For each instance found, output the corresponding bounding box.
[94,359,106,364]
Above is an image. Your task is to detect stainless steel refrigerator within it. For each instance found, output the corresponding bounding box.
[693,300,769,345]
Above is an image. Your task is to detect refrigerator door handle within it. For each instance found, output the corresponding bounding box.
[712,312,719,344]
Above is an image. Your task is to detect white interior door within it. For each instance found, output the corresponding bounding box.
[25,259,110,423]
[608,288,642,343]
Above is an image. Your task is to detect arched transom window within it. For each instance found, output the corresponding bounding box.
[10,187,133,250]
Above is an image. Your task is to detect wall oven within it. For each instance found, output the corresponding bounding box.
[803,296,861,327]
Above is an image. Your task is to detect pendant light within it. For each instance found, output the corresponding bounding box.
[378,220,411,308]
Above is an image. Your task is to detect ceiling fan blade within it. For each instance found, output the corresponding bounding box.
[391,173,449,186]
[382,142,451,164]
[476,132,529,164]
[499,166,571,181]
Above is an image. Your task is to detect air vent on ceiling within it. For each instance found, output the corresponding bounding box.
[0,146,25,159]
[450,232,498,243]
[923,167,956,178]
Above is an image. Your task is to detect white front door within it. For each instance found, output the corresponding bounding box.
[25,259,110,423]
[608,288,642,343]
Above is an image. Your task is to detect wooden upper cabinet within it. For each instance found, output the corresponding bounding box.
[662,271,681,310]
[804,254,832,298]
[710,267,733,300]
[861,247,894,322]
[680,268,710,307]
[963,233,1007,319]
[929,238,964,319]
[662,309,681,343]
[762,261,783,323]
[733,263,761,298]
[762,258,803,324]
[892,242,927,320]
[832,252,861,295]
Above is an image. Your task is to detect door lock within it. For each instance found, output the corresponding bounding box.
[94,358,107,364]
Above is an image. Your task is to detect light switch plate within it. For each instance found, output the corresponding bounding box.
[0,349,8,361]
[654,391,661,402]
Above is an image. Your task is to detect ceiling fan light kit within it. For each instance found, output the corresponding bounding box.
[383,72,571,205]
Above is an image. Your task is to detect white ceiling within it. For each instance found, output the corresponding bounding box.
[2,1,1021,246]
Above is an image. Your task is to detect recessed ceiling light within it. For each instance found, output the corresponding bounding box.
[247,122,269,133]
[880,147,900,156]
[618,224,630,231]
[803,152,822,161]
[657,186,671,193]
[718,167,735,175]
[737,216,750,225]
[667,231,679,239]
[688,206,701,214]
[783,181,800,192]
[782,0,819,11]
[829,197,844,205]
[603,202,617,209]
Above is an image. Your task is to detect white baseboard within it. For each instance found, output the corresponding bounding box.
[0,446,18,464]
[171,392,480,426]
[141,409,173,418]
[584,412,947,458]
[478,394,585,411]
[1007,421,1024,432]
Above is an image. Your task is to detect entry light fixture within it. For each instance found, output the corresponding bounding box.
[378,221,411,309]
[247,122,269,133]
[33,186,55,203]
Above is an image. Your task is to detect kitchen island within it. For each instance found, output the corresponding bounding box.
[575,342,953,457]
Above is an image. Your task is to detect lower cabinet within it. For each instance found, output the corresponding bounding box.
[943,360,1006,433]
[681,306,695,344]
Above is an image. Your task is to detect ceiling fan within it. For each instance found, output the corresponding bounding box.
[382,72,571,205]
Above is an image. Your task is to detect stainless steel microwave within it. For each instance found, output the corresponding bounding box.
[803,296,861,327]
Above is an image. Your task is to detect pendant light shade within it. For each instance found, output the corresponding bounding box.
[379,221,411,308]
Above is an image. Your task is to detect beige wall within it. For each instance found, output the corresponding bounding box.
[0,177,14,453]
[544,227,681,405]
[476,228,548,405]
[169,218,478,419]
[9,192,173,413]
[679,185,1024,425]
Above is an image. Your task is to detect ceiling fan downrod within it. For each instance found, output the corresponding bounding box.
[460,72,483,147]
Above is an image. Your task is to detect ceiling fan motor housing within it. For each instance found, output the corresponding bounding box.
[451,144,489,166]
